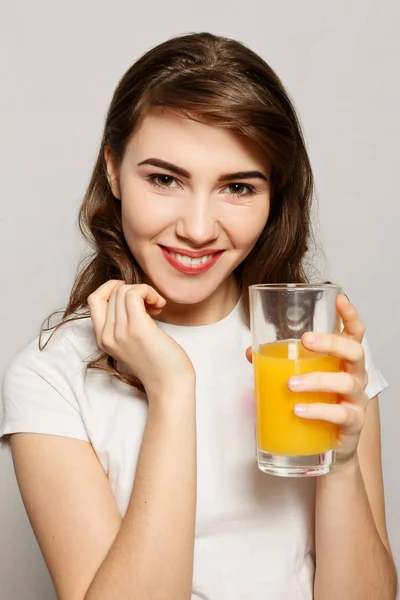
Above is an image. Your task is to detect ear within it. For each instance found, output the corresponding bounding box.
[104,145,121,200]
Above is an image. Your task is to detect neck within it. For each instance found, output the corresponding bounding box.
[154,276,241,326]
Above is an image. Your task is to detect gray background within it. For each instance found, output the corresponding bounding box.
[1,1,399,598]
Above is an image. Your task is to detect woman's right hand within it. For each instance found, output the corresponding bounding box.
[87,280,196,401]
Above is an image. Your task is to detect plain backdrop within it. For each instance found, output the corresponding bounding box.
[1,1,399,598]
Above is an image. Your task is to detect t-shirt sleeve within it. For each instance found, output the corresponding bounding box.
[362,334,389,400]
[0,330,90,443]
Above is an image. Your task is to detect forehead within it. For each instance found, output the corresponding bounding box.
[125,108,270,175]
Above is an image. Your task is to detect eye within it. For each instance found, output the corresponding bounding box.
[146,174,256,198]
[223,183,256,199]
[147,174,180,189]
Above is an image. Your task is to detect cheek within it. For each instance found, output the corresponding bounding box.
[225,207,269,250]
[120,193,174,240]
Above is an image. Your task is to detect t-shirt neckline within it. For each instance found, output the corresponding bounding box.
[153,295,244,340]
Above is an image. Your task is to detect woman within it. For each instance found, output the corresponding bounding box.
[0,32,397,599]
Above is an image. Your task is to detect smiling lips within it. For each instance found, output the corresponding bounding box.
[159,245,224,275]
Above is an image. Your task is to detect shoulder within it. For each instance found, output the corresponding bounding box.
[0,314,100,443]
[3,314,98,393]
[41,312,98,359]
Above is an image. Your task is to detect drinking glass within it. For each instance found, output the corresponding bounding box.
[249,283,342,477]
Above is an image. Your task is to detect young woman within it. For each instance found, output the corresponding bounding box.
[0,32,397,600]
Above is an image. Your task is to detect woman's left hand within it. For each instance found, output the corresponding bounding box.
[246,294,369,466]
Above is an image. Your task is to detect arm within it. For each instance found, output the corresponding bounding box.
[10,281,198,600]
[286,295,397,599]
[85,396,197,600]
[10,390,196,600]
[314,396,397,600]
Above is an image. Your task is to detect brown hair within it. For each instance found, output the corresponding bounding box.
[40,31,315,392]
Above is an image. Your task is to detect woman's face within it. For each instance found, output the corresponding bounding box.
[105,108,271,309]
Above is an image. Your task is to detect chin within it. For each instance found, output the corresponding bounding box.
[149,275,227,306]
[159,283,218,306]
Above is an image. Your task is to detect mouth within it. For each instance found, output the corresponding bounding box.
[159,245,225,275]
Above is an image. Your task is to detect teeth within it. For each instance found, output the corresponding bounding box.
[169,251,214,266]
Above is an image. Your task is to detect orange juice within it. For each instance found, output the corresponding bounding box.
[254,340,341,455]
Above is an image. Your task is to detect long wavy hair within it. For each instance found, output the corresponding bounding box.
[40,31,315,392]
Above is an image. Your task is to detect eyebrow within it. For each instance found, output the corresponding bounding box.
[137,158,268,182]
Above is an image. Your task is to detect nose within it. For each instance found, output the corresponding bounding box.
[175,194,219,246]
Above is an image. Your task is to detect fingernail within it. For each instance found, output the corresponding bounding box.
[303,332,316,347]
[288,376,304,390]
[294,404,308,415]
[342,294,349,305]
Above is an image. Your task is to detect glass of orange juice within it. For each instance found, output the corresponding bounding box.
[249,283,342,477]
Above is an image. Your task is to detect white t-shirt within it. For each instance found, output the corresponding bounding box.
[0,297,388,599]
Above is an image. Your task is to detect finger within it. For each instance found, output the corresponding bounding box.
[114,283,129,334]
[246,347,253,364]
[88,279,125,302]
[301,332,365,376]
[102,282,123,342]
[288,371,365,402]
[145,309,164,317]
[115,283,166,332]
[125,284,166,327]
[87,280,124,345]
[141,284,166,310]
[145,304,165,316]
[337,294,366,342]
[293,401,365,435]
